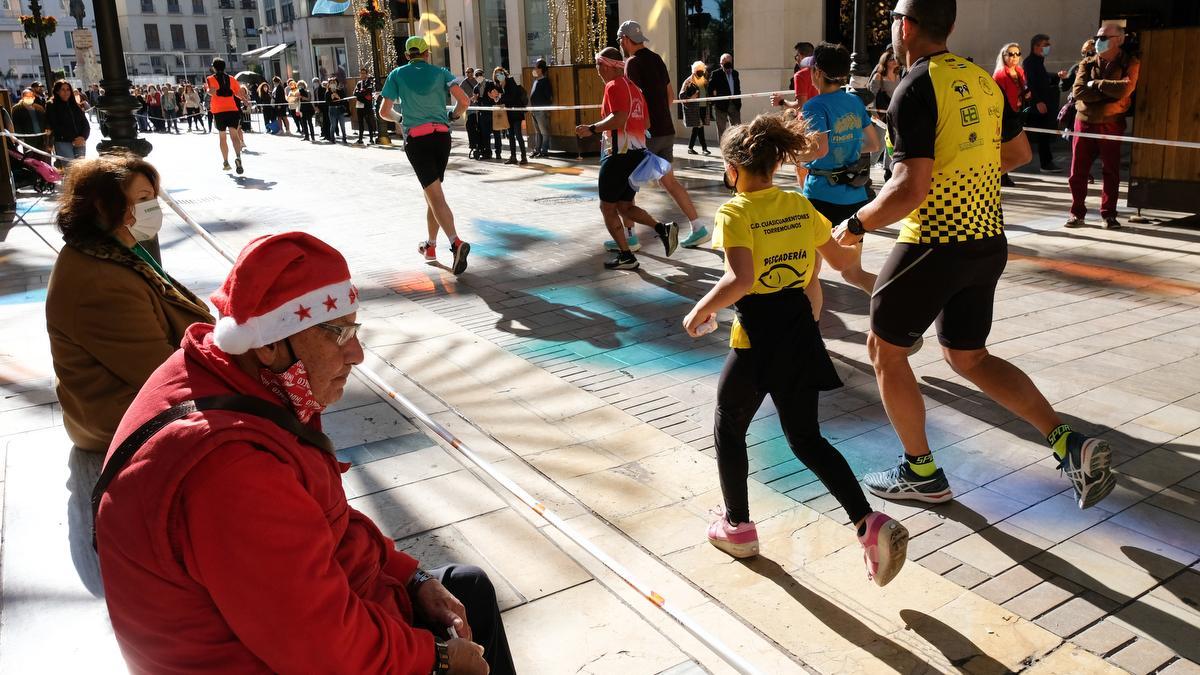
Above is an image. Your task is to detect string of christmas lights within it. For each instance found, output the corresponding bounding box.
[353,0,396,77]
[547,0,606,64]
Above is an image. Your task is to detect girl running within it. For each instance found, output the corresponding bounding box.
[682,112,908,587]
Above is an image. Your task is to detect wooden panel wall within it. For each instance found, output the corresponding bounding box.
[1131,27,1200,183]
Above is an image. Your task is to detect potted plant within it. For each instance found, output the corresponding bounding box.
[20,14,57,40]
[356,2,386,31]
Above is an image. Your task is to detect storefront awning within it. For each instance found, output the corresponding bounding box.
[241,45,273,58]
[258,43,291,59]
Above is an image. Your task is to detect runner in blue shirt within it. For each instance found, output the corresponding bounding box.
[799,43,882,322]
[380,36,472,274]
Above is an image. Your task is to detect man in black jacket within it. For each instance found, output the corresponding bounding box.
[1023,34,1064,172]
[707,53,741,140]
[354,67,377,144]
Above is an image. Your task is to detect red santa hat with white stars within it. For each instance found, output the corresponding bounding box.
[210,232,359,355]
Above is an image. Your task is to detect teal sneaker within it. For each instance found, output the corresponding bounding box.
[604,235,640,252]
[1059,433,1115,509]
[681,226,711,248]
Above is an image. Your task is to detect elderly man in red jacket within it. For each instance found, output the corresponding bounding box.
[94,232,512,675]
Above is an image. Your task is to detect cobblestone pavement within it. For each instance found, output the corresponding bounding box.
[3,126,1200,674]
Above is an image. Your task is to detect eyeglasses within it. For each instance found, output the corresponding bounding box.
[315,321,362,346]
[1006,51,1021,57]
[890,11,918,24]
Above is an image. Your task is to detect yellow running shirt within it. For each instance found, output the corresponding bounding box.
[712,186,831,349]
[886,51,1023,244]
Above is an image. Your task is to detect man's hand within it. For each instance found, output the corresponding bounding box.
[769,93,785,107]
[575,124,592,138]
[416,579,472,641]
[833,220,863,246]
[1057,69,1068,79]
[1036,102,1047,115]
[446,638,488,675]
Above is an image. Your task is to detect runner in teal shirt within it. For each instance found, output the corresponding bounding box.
[379,36,473,274]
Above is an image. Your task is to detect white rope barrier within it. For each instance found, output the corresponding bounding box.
[1023,125,1200,149]
[2,129,69,162]
[158,191,766,675]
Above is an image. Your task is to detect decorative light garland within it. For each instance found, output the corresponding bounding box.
[547,0,605,64]
[353,0,395,76]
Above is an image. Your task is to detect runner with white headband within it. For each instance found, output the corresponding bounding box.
[576,46,679,271]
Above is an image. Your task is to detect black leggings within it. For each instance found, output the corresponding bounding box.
[714,348,871,526]
[424,564,516,675]
[689,126,708,151]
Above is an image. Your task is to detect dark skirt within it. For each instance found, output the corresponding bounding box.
[733,287,842,393]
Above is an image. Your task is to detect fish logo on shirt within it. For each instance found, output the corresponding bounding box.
[758,264,805,289]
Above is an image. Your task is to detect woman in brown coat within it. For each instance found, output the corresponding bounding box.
[46,153,214,454]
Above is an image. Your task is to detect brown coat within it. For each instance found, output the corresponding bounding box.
[1073,51,1140,124]
[45,238,214,452]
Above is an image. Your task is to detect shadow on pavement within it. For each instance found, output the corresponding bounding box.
[743,555,972,672]
[898,609,1011,672]
[937,503,1200,662]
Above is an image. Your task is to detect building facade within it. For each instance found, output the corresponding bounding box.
[117,0,263,84]
[0,0,86,88]
[248,0,361,85]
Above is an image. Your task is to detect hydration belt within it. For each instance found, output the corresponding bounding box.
[809,154,872,188]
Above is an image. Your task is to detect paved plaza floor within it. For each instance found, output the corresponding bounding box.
[2,125,1199,674]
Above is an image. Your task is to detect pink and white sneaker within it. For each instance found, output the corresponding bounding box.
[707,507,759,558]
[858,511,908,587]
[418,240,437,262]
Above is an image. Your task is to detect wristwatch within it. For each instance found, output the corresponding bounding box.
[431,639,451,675]
[588,123,597,135]
[846,214,866,236]
[407,568,434,597]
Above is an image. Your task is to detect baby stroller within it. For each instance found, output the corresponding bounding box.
[7,147,62,194]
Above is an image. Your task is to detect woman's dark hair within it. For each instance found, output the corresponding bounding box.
[212,57,226,72]
[874,49,896,76]
[720,112,818,177]
[535,59,548,73]
[56,153,160,245]
[52,79,80,109]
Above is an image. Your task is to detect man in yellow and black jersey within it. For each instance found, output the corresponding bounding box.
[832,0,1116,511]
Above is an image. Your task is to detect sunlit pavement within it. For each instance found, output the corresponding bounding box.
[2,126,1199,673]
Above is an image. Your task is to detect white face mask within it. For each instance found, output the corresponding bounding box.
[128,198,163,242]
[475,75,484,83]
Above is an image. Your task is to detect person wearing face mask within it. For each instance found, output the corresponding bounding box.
[707,53,741,139]
[680,61,711,155]
[495,66,529,165]
[682,112,908,587]
[46,153,213,456]
[11,87,49,153]
[93,232,513,675]
[1023,34,1064,172]
[1067,23,1139,230]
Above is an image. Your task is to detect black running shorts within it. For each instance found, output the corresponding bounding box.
[598,148,644,203]
[214,111,241,131]
[870,235,1008,350]
[404,131,452,188]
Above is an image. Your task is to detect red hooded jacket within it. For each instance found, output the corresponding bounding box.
[96,323,435,674]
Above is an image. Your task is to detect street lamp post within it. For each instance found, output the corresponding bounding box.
[92,0,152,156]
[849,0,870,80]
[28,0,55,83]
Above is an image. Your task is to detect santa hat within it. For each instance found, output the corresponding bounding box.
[210,232,359,355]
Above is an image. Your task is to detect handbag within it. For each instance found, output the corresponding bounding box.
[492,106,510,131]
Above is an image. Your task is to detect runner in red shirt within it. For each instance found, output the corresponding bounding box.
[205,57,247,174]
[771,42,819,185]
[576,46,679,271]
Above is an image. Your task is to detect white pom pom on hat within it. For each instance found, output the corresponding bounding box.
[213,315,259,355]
[209,232,360,354]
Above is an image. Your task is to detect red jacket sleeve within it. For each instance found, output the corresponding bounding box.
[179,445,436,675]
